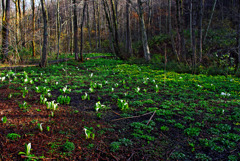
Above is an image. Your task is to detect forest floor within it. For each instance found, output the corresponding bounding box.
[0,56,240,160]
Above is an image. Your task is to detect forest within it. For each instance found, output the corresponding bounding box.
[0,0,240,160]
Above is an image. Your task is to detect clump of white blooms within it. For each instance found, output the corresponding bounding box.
[221,92,231,96]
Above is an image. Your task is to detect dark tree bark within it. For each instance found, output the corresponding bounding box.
[237,0,240,71]
[198,0,203,62]
[86,3,92,51]
[97,1,101,51]
[2,0,10,63]
[22,0,26,47]
[73,0,79,60]
[102,0,123,59]
[40,0,48,67]
[110,0,122,59]
[32,0,36,57]
[126,0,133,56]
[168,0,178,62]
[80,0,87,62]
[56,0,60,60]
[176,0,186,61]
[137,0,151,61]
[191,0,197,67]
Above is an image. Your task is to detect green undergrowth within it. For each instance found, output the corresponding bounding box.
[1,57,240,160]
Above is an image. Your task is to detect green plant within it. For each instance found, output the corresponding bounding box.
[160,126,169,131]
[19,101,31,110]
[81,92,90,100]
[174,123,185,129]
[110,142,121,152]
[87,143,94,149]
[216,124,231,132]
[57,95,71,105]
[170,151,186,160]
[195,153,212,161]
[89,87,94,93]
[94,101,108,111]
[40,94,47,104]
[18,143,35,158]
[228,155,238,161]
[8,93,12,99]
[97,113,102,118]
[60,86,71,94]
[46,101,59,110]
[83,126,95,140]
[154,84,159,93]
[1,116,7,123]
[21,87,28,98]
[117,99,129,111]
[7,133,21,141]
[184,127,201,137]
[37,123,43,132]
[119,138,133,147]
[62,141,75,152]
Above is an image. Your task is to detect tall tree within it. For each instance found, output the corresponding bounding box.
[102,0,123,59]
[40,0,48,67]
[110,0,122,59]
[203,0,217,44]
[198,0,203,62]
[86,2,92,51]
[137,0,151,61]
[237,0,240,72]
[92,0,98,50]
[2,0,10,63]
[32,0,36,57]
[22,0,26,47]
[73,0,79,60]
[176,0,186,61]
[191,0,197,67]
[97,0,101,51]
[80,0,87,62]
[126,0,133,56]
[56,0,60,59]
[168,0,179,62]
[70,0,74,54]
[14,0,20,47]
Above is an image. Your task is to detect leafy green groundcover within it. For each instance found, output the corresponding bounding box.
[0,58,239,160]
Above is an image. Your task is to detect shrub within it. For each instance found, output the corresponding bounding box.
[62,141,75,152]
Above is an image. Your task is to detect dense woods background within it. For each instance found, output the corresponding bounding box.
[0,0,240,72]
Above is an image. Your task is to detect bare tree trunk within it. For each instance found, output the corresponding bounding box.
[102,0,123,59]
[32,0,36,57]
[40,0,48,67]
[86,3,92,51]
[56,0,60,59]
[176,0,186,61]
[203,0,217,44]
[137,0,151,61]
[97,1,101,51]
[15,0,20,46]
[169,0,179,62]
[147,0,152,37]
[158,2,161,34]
[198,0,203,62]
[70,0,74,54]
[2,0,10,63]
[110,0,122,59]
[126,0,133,56]
[191,0,197,68]
[237,0,240,72]
[22,0,26,47]
[73,0,79,60]
[80,0,87,62]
